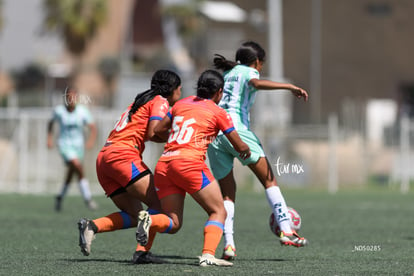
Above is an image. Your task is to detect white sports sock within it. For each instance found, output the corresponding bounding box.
[265,186,292,233]
[223,200,235,248]
[78,178,92,201]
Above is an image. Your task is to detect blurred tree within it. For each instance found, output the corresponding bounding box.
[42,0,107,56]
[162,1,204,38]
[161,1,207,70]
[97,56,120,107]
[11,63,45,91]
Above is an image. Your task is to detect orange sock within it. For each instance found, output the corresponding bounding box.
[202,221,224,256]
[93,211,134,233]
[150,214,173,233]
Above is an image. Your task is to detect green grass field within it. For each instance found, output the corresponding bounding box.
[1,187,413,275]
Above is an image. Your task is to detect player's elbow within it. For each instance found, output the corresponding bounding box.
[148,133,167,143]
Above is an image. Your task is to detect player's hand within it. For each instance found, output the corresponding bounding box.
[239,149,251,160]
[291,86,308,102]
[47,137,54,149]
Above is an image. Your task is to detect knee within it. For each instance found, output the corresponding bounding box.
[208,206,227,222]
[219,207,227,221]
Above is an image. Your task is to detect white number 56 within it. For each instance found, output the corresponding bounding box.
[168,116,196,144]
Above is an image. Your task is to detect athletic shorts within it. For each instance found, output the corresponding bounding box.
[154,159,215,199]
[58,145,84,163]
[96,146,151,197]
[207,128,265,180]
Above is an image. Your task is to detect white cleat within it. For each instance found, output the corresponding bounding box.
[199,253,233,267]
[86,200,98,211]
[78,218,96,256]
[279,231,308,247]
[136,210,152,246]
[222,245,236,260]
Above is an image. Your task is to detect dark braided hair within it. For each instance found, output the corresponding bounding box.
[128,70,181,121]
[196,70,224,99]
[214,41,266,71]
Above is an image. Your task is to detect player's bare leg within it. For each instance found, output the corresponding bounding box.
[249,157,307,247]
[55,165,74,211]
[217,170,237,260]
[192,179,233,267]
[70,159,97,210]
[131,174,167,264]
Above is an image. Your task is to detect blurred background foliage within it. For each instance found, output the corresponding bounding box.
[42,0,107,56]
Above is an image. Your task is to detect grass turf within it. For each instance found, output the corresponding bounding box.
[1,187,413,275]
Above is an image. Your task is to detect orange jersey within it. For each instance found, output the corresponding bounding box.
[160,95,235,161]
[105,95,169,152]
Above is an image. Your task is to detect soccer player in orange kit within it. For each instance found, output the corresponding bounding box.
[135,70,251,267]
[77,70,182,264]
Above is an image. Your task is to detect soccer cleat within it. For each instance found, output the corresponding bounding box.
[221,245,237,260]
[199,253,233,267]
[136,210,151,246]
[86,200,98,211]
[279,231,308,247]
[78,218,96,256]
[132,251,166,264]
[55,196,62,212]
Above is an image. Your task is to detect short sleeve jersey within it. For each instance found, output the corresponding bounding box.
[52,104,93,148]
[106,95,169,152]
[160,95,235,161]
[219,65,260,130]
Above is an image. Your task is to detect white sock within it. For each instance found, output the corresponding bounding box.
[78,178,92,201]
[223,200,235,248]
[265,186,292,233]
[58,183,69,198]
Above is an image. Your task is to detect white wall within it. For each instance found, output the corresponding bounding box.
[0,0,63,70]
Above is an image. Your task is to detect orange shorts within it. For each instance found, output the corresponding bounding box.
[96,146,150,197]
[154,159,214,199]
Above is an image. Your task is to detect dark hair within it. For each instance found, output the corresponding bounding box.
[196,70,224,99]
[213,41,266,71]
[128,70,181,121]
[64,85,77,94]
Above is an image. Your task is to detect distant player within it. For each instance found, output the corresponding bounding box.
[207,41,309,260]
[135,70,251,267]
[47,86,97,211]
[77,70,182,264]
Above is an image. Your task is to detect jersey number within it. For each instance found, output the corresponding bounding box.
[113,110,129,132]
[168,116,196,144]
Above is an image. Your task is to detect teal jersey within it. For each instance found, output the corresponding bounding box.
[219,65,259,130]
[52,105,94,149]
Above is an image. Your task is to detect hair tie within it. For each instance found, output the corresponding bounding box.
[236,60,241,64]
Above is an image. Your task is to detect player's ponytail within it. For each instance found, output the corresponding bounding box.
[213,54,238,71]
[197,70,224,99]
[128,70,181,121]
[214,41,266,72]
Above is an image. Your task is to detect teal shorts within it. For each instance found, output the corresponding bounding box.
[59,145,84,163]
[207,128,265,180]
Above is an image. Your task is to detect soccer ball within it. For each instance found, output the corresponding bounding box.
[269,207,302,236]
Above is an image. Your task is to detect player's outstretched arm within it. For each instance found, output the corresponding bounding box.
[249,79,309,102]
[225,130,251,160]
[153,115,172,142]
[85,123,97,149]
[47,119,54,149]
